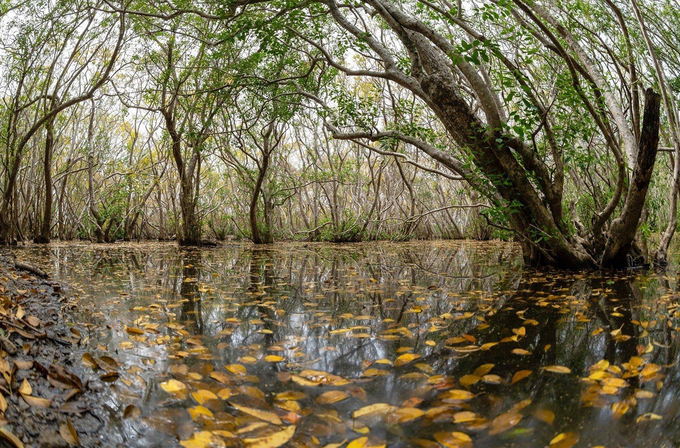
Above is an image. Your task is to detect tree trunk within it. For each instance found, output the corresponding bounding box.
[179,177,201,245]
[35,116,55,244]
[601,88,661,268]
[86,101,106,243]
[250,150,271,244]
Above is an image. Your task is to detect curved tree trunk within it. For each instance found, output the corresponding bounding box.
[601,89,661,267]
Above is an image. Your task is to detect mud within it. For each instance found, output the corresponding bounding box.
[0,253,121,448]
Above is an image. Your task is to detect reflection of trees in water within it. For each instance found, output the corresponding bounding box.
[178,250,203,335]
[18,242,680,445]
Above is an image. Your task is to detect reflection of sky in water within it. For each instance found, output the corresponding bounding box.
[13,241,680,447]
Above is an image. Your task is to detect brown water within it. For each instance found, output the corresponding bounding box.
[13,241,680,448]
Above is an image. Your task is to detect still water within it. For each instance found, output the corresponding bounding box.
[14,241,680,448]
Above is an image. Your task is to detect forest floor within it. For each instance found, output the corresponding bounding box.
[0,254,116,448]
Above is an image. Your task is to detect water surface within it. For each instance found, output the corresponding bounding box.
[14,241,680,448]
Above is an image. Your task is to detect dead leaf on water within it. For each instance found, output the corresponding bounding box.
[432,431,473,448]
[489,411,522,435]
[549,432,579,448]
[533,409,555,425]
[230,402,282,425]
[511,370,532,384]
[317,390,350,405]
[243,425,296,448]
[543,365,571,374]
[352,403,395,419]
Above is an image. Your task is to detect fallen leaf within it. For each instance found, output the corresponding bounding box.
[528,407,553,425]
[160,379,187,395]
[489,411,522,435]
[230,402,282,425]
[391,407,424,423]
[440,390,475,402]
[192,389,218,405]
[244,425,296,448]
[352,403,396,419]
[81,353,98,369]
[180,431,218,448]
[0,427,24,448]
[395,353,420,367]
[346,437,367,448]
[18,379,31,396]
[549,432,579,448]
[59,419,79,446]
[432,431,473,448]
[317,390,350,405]
[226,364,247,375]
[511,370,532,384]
[543,365,571,374]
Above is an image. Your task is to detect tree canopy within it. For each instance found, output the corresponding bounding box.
[0,0,679,269]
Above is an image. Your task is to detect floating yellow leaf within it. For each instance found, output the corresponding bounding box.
[244,425,296,448]
[352,403,395,419]
[634,389,654,399]
[192,389,218,404]
[482,374,502,384]
[323,439,348,448]
[612,401,629,418]
[511,370,532,384]
[291,375,321,387]
[636,413,662,423]
[601,378,627,388]
[432,431,473,448]
[264,355,285,363]
[512,348,531,356]
[160,379,187,395]
[440,389,475,402]
[230,402,282,425]
[226,364,247,375]
[533,409,555,425]
[459,375,480,387]
[489,411,522,435]
[453,411,479,423]
[549,432,579,448]
[188,405,214,421]
[543,365,571,374]
[392,407,424,423]
[395,353,420,367]
[473,364,494,376]
[180,431,217,448]
[217,388,233,400]
[346,437,368,448]
[317,390,350,405]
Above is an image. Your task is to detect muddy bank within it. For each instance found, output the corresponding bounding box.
[0,254,121,448]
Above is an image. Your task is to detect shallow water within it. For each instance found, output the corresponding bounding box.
[13,241,680,448]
